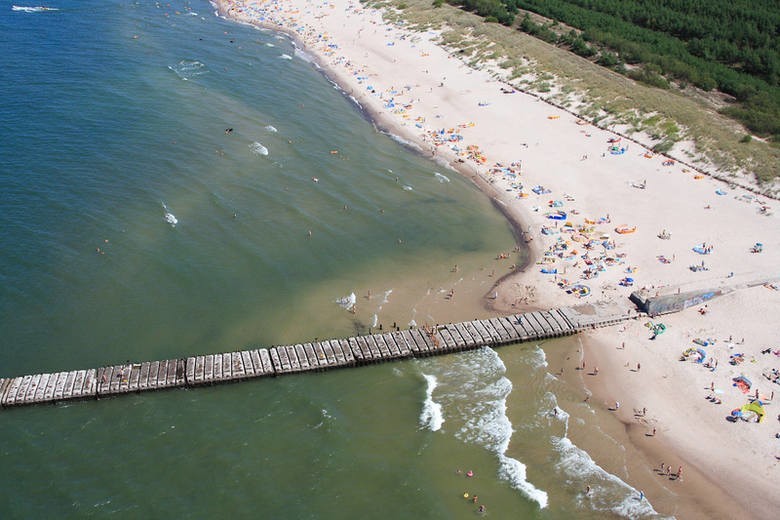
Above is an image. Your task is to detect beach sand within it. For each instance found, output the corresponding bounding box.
[217,1,780,516]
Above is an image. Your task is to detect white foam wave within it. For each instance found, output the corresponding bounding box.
[335,292,356,310]
[386,132,422,151]
[553,435,658,518]
[449,348,549,508]
[382,289,393,303]
[349,96,362,109]
[370,314,378,328]
[12,6,58,12]
[293,47,315,63]
[434,172,450,183]
[419,374,444,431]
[249,141,269,156]
[161,202,177,227]
[402,185,413,191]
[279,53,292,60]
[265,42,275,47]
[168,60,207,81]
[264,125,278,133]
[529,345,548,369]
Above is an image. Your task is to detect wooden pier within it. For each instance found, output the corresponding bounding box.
[0,304,634,409]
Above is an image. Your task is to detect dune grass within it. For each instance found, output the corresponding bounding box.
[365,0,779,191]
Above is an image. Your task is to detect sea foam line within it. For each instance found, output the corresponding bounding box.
[419,374,444,431]
[453,348,549,508]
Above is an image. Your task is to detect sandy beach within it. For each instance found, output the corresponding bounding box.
[216,1,779,516]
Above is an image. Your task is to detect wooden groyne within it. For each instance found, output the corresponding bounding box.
[0,304,633,409]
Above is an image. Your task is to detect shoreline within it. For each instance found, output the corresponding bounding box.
[215,1,780,517]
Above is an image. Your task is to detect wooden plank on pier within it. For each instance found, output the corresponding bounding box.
[292,345,308,371]
[321,341,337,366]
[43,371,59,400]
[251,349,265,375]
[462,321,484,345]
[62,371,77,400]
[452,322,474,346]
[399,329,420,354]
[110,365,124,394]
[258,349,273,375]
[348,337,366,362]
[280,346,293,373]
[70,370,85,398]
[437,326,457,351]
[253,349,268,375]
[247,350,261,376]
[0,379,9,405]
[231,352,245,379]
[335,339,351,365]
[212,353,224,381]
[518,314,537,338]
[24,373,41,404]
[488,318,512,343]
[145,361,159,388]
[548,309,572,334]
[175,359,185,385]
[539,311,562,335]
[341,340,356,365]
[191,356,206,385]
[409,328,432,353]
[27,373,44,403]
[500,316,524,340]
[127,364,141,392]
[496,317,521,342]
[530,312,552,337]
[480,320,503,343]
[447,324,468,349]
[138,362,150,390]
[389,331,412,357]
[471,320,493,344]
[312,342,327,366]
[381,333,402,358]
[285,347,299,372]
[241,351,255,378]
[367,335,386,359]
[220,353,231,380]
[521,313,543,337]
[169,359,181,386]
[186,357,196,384]
[554,308,576,330]
[82,369,97,398]
[53,372,67,400]
[269,348,283,373]
[378,334,396,357]
[303,343,318,369]
[4,376,25,406]
[366,336,383,359]
[155,359,169,387]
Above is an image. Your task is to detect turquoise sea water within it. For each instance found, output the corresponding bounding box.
[0,2,660,518]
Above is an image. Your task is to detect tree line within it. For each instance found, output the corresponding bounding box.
[440,0,780,140]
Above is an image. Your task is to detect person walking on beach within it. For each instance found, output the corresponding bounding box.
[677,466,683,480]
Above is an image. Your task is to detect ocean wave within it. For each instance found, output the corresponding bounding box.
[293,46,315,64]
[168,60,207,81]
[433,172,450,183]
[249,141,269,156]
[335,292,356,311]
[279,53,292,60]
[419,374,444,431]
[553,435,658,518]
[264,125,278,133]
[384,131,422,151]
[12,6,58,12]
[161,202,177,228]
[430,348,549,508]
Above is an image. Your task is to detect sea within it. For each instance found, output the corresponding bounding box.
[0,1,662,517]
